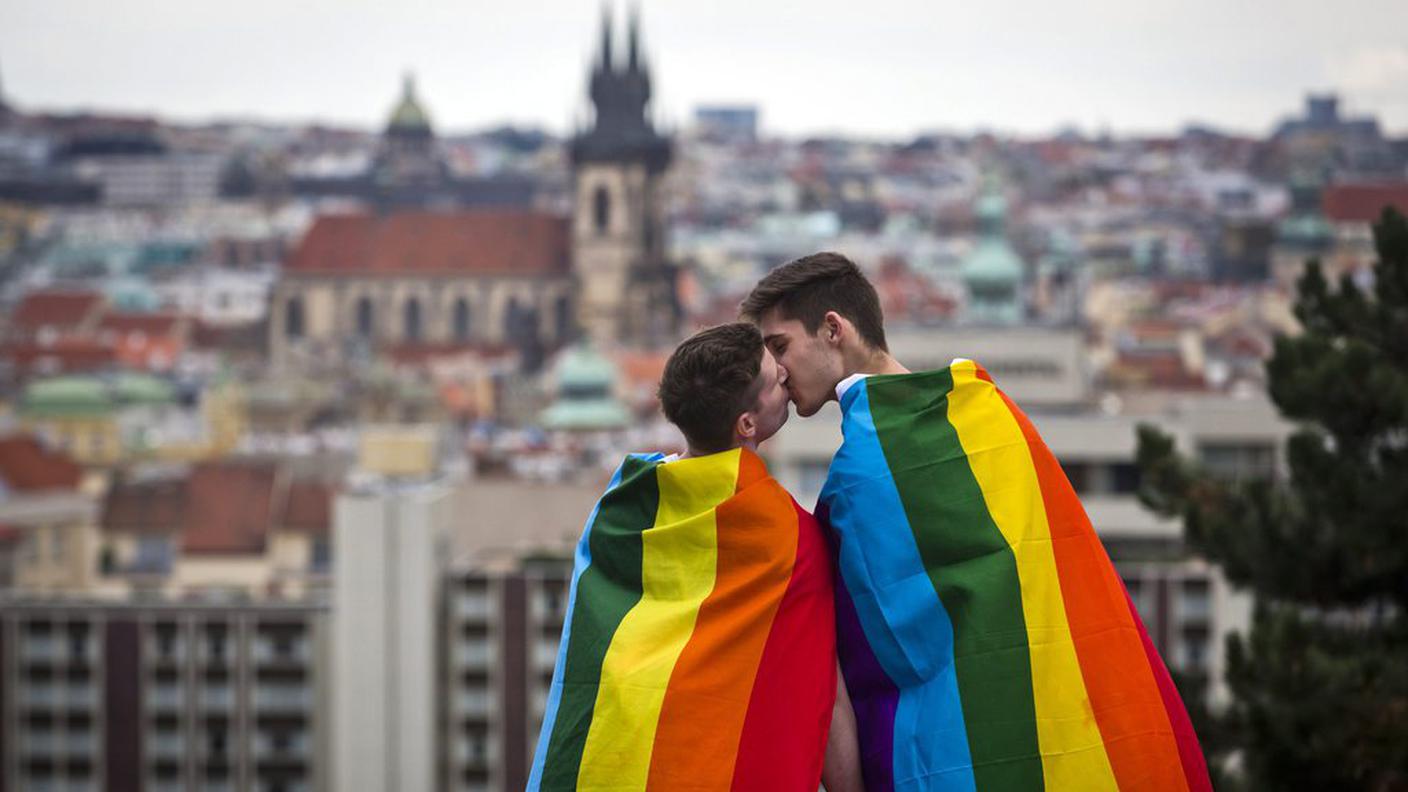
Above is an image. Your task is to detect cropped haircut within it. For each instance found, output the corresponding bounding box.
[657,322,766,454]
[739,251,887,351]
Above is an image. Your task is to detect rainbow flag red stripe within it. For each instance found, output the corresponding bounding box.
[529,447,835,790]
[820,360,1212,791]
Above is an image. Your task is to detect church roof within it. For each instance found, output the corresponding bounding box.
[284,210,571,276]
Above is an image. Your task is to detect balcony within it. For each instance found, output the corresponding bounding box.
[147,731,184,760]
[254,732,310,762]
[20,685,60,709]
[452,733,494,769]
[146,683,183,712]
[254,686,311,712]
[455,592,492,623]
[201,686,235,711]
[64,731,98,756]
[64,685,98,710]
[457,689,493,719]
[20,730,59,756]
[533,638,560,671]
[20,637,62,664]
[455,639,494,670]
[252,640,310,666]
[147,638,187,665]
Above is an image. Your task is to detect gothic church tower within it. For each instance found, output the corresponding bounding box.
[570,8,676,348]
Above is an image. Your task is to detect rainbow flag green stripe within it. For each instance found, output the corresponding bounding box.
[537,454,658,787]
[530,447,835,791]
[821,360,1212,791]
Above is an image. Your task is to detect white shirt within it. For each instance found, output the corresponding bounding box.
[835,373,868,400]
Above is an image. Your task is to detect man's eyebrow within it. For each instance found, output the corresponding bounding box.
[762,333,787,345]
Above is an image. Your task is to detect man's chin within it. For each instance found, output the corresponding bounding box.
[793,398,824,418]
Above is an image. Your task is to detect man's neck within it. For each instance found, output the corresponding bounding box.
[844,347,909,378]
[680,439,753,460]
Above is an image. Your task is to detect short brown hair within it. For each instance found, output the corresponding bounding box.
[739,252,888,351]
[658,323,765,454]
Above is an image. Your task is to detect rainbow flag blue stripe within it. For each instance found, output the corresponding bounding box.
[820,361,1211,791]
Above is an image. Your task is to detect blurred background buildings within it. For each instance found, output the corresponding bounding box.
[0,4,1406,790]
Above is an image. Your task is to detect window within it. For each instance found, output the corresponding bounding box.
[134,536,174,574]
[284,297,304,339]
[355,297,375,338]
[403,298,422,342]
[593,185,610,234]
[453,298,472,342]
[311,538,331,573]
[1060,461,1090,493]
[1111,463,1142,494]
[554,295,572,342]
[1197,441,1275,481]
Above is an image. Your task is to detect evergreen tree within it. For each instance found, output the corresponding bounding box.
[1137,207,1408,791]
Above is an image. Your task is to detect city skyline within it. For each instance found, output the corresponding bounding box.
[3,0,1407,139]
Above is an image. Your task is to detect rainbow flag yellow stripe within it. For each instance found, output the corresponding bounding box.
[530,447,835,790]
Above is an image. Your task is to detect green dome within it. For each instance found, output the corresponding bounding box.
[540,400,631,430]
[963,187,1023,283]
[962,240,1024,282]
[556,343,617,390]
[112,373,176,407]
[22,376,114,417]
[541,343,629,430]
[976,192,1008,226]
[386,74,432,132]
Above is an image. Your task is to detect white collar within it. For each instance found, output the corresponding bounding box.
[835,373,867,400]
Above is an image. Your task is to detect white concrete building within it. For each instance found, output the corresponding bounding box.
[331,428,454,792]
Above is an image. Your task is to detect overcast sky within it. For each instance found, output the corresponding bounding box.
[2,0,1406,139]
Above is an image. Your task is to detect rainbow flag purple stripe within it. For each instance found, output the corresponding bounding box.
[819,360,1211,792]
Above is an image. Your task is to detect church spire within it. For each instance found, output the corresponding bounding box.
[598,7,614,71]
[626,5,641,72]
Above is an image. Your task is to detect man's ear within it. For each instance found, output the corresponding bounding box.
[822,311,846,346]
[734,410,757,442]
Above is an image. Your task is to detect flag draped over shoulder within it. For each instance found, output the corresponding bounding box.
[529,446,835,792]
[820,360,1212,792]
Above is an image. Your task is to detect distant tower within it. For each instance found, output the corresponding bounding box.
[961,183,1026,325]
[372,73,449,207]
[570,7,676,348]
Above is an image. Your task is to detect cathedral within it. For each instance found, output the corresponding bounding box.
[269,8,677,371]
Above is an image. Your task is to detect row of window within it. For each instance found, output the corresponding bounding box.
[285,294,572,343]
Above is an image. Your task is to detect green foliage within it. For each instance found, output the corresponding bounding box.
[1137,208,1408,790]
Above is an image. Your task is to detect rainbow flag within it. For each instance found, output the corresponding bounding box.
[529,447,835,791]
[820,361,1211,792]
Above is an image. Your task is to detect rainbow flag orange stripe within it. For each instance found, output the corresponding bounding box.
[529,447,835,791]
[821,361,1212,791]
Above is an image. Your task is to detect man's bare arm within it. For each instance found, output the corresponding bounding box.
[821,662,864,792]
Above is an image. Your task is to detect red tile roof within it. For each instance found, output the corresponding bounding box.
[284,210,571,276]
[102,476,187,534]
[2,338,117,375]
[9,289,105,333]
[279,480,331,535]
[97,312,184,337]
[0,434,82,491]
[1323,183,1408,224]
[182,462,277,555]
[103,460,333,552]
